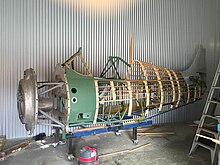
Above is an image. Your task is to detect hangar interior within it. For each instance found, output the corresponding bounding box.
[0,0,220,164]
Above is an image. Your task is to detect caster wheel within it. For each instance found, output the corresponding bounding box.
[133,140,138,145]
[67,154,75,161]
[115,132,121,136]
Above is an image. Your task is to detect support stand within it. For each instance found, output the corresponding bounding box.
[54,128,60,143]
[67,138,74,161]
[132,127,138,145]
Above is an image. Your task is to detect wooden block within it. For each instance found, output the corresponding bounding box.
[0,144,4,151]
[0,136,6,142]
[0,136,6,151]
[0,140,30,159]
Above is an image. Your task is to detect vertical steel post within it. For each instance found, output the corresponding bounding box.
[54,128,60,142]
[67,138,73,154]
[132,127,138,145]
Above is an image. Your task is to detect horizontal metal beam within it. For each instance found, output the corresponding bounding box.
[66,120,152,138]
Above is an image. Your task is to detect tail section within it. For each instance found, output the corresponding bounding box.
[181,45,206,87]
[181,45,206,79]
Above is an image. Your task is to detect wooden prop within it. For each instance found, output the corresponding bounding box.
[138,132,175,136]
[99,143,150,158]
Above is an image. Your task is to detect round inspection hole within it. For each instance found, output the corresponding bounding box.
[72,97,77,103]
[71,88,77,94]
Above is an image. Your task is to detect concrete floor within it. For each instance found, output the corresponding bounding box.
[0,123,212,165]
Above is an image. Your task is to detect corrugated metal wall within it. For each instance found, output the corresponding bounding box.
[0,0,220,138]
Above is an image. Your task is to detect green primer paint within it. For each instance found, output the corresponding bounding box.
[66,69,96,124]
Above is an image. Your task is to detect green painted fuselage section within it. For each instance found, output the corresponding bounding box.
[66,69,96,125]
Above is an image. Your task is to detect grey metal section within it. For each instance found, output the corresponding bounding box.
[0,0,220,138]
[38,98,53,112]
[17,68,38,134]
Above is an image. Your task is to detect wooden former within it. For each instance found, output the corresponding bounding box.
[94,80,99,124]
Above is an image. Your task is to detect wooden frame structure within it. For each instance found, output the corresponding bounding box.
[93,60,202,124]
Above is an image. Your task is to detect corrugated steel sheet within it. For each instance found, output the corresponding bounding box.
[0,0,220,138]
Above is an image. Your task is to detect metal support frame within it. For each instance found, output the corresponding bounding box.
[66,120,152,138]
[38,109,65,129]
[100,56,131,79]
[62,47,92,76]
[65,121,151,160]
[38,82,64,95]
[37,122,62,128]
